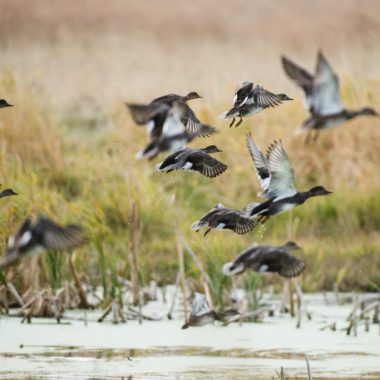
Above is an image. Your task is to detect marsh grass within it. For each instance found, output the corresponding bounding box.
[1,66,379,297]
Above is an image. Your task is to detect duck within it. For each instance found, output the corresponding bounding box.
[246,133,332,224]
[155,145,228,178]
[0,216,87,269]
[0,99,13,109]
[133,102,216,160]
[127,91,214,137]
[282,51,378,142]
[0,187,17,198]
[223,241,306,278]
[221,81,292,127]
[182,293,220,329]
[192,203,257,236]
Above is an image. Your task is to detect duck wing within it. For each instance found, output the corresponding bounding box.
[191,293,211,316]
[233,212,258,234]
[189,151,227,178]
[233,81,254,107]
[151,93,181,105]
[36,217,86,251]
[281,56,314,111]
[266,140,297,199]
[312,51,344,116]
[252,85,285,108]
[246,133,271,198]
[180,104,216,137]
[276,251,306,278]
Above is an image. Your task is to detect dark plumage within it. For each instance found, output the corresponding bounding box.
[282,51,378,142]
[0,216,87,269]
[192,203,257,236]
[0,187,17,198]
[0,99,13,109]
[223,241,306,278]
[246,133,332,224]
[221,82,292,127]
[155,145,227,178]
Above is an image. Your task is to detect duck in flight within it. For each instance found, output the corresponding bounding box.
[127,91,214,138]
[223,241,306,278]
[246,133,332,224]
[192,203,257,236]
[282,51,378,142]
[0,216,87,269]
[0,99,13,109]
[155,145,227,178]
[221,81,292,127]
[182,293,220,329]
[127,101,216,160]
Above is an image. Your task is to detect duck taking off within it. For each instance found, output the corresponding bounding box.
[282,51,378,142]
[192,203,257,236]
[223,241,306,278]
[221,81,292,127]
[246,133,332,224]
[182,293,220,329]
[0,216,87,269]
[155,145,227,178]
[127,101,216,160]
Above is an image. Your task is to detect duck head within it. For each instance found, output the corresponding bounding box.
[0,188,18,198]
[184,91,202,101]
[277,93,293,101]
[308,186,332,197]
[359,107,378,116]
[0,99,13,108]
[281,241,301,251]
[203,145,222,154]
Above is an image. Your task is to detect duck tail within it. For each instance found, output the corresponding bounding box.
[191,220,207,232]
[219,108,238,120]
[136,143,159,160]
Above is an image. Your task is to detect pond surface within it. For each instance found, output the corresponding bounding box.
[0,293,379,379]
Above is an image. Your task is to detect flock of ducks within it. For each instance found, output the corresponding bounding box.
[0,51,378,328]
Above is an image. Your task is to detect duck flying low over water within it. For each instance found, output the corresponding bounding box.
[223,241,306,278]
[0,187,17,198]
[127,91,214,137]
[282,51,378,142]
[192,203,257,236]
[0,216,87,270]
[155,145,228,178]
[182,293,220,329]
[246,133,332,224]
[0,99,13,109]
[221,81,292,127]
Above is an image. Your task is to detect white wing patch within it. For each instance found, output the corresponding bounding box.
[19,231,32,247]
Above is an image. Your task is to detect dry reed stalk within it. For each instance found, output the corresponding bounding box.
[167,271,180,320]
[68,253,90,309]
[288,279,295,317]
[129,201,140,306]
[305,354,312,380]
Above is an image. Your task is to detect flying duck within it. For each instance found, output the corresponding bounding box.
[221,81,292,127]
[246,133,332,224]
[0,216,87,269]
[127,91,214,137]
[192,203,257,236]
[0,99,13,109]
[282,51,378,142]
[155,145,228,178]
[127,101,216,159]
[182,293,220,329]
[223,241,306,278]
[0,187,17,198]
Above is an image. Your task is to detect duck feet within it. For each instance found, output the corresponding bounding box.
[229,117,236,127]
[235,116,243,127]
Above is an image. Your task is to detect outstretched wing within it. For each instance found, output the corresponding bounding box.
[266,140,297,199]
[281,56,314,111]
[312,51,344,116]
[253,85,284,108]
[37,217,86,251]
[246,133,271,197]
[233,81,254,107]
[191,292,211,316]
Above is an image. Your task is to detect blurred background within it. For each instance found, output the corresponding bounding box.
[0,0,379,298]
